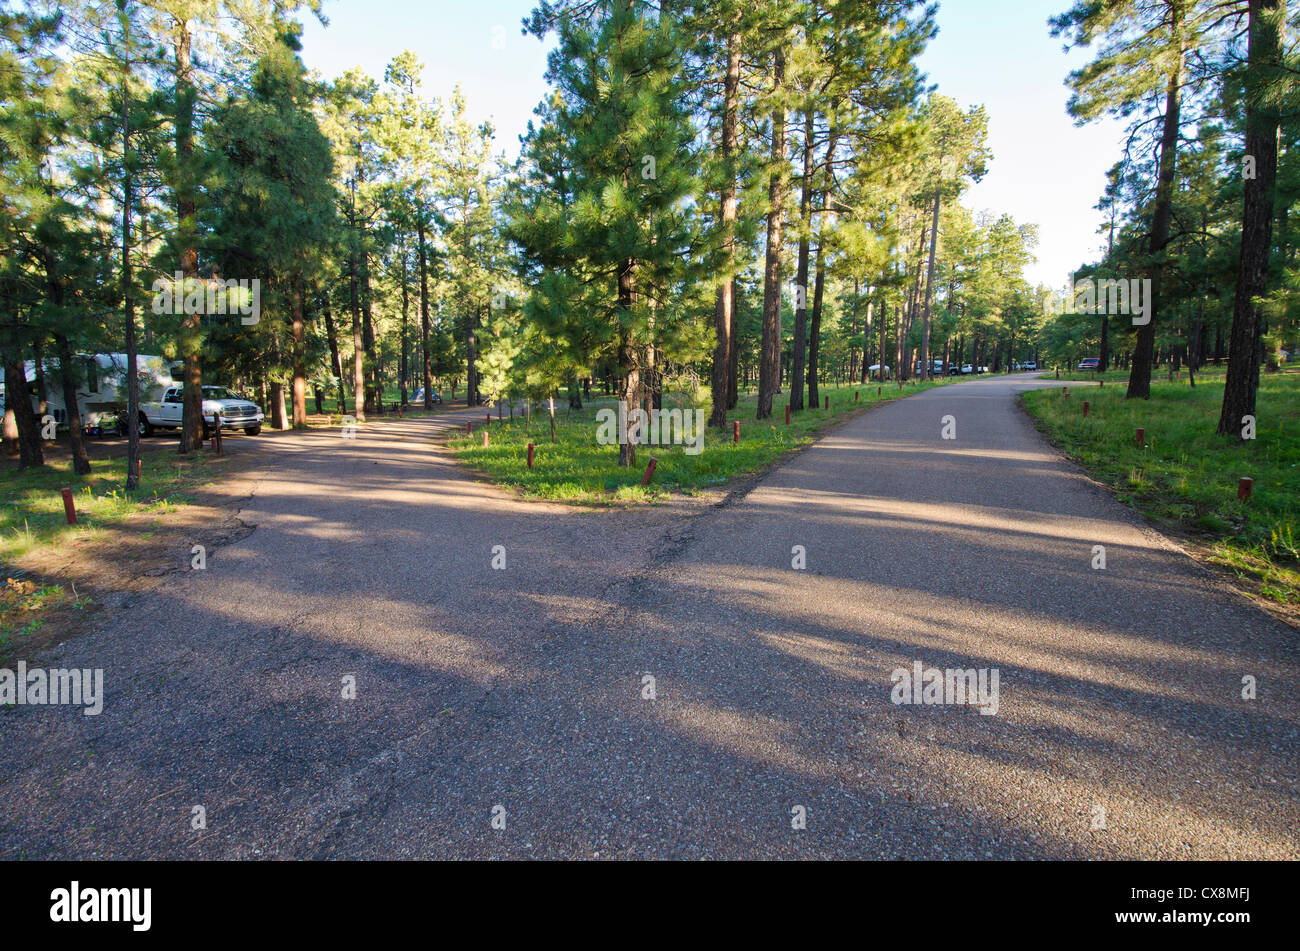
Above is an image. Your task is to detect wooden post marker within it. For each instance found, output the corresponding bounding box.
[733,421,740,444]
[467,421,473,435]
[785,405,790,425]
[824,395,829,410]
[1083,401,1090,417]
[1135,427,1145,448]
[60,485,76,524]
[483,431,489,447]
[641,457,658,486]
[1238,477,1253,501]
[527,442,535,468]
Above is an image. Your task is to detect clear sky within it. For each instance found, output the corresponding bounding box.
[297,0,1128,287]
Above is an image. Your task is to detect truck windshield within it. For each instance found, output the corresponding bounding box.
[202,387,241,400]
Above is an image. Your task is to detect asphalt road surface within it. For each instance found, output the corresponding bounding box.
[2,375,1296,859]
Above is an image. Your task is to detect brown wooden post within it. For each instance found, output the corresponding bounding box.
[60,488,76,525]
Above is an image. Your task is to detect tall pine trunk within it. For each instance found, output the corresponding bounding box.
[808,234,826,407]
[790,108,814,412]
[709,29,741,429]
[291,280,308,428]
[1128,18,1185,400]
[920,188,941,381]
[727,278,740,408]
[419,218,433,407]
[349,178,366,422]
[617,258,639,467]
[3,356,43,469]
[174,19,203,455]
[323,296,346,413]
[757,46,786,420]
[1218,0,1281,435]
[54,335,90,475]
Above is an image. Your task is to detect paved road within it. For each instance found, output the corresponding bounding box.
[1,375,1296,859]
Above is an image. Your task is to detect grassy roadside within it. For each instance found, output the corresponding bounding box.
[0,452,223,658]
[1022,369,1300,609]
[446,379,952,504]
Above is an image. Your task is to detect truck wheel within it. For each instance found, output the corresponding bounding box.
[139,414,153,437]
[244,425,261,436]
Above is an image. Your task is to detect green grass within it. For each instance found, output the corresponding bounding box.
[446,379,951,504]
[1022,368,1300,605]
[0,453,219,563]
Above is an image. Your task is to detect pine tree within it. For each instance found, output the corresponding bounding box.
[510,0,708,465]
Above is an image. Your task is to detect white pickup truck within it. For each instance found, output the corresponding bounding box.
[140,385,264,437]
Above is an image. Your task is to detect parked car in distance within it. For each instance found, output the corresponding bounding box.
[140,385,263,437]
[1022,360,1038,371]
[1077,357,1101,371]
[947,364,962,376]
[960,363,974,374]
[410,388,442,405]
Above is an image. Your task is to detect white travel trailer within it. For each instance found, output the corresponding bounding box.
[1,353,177,435]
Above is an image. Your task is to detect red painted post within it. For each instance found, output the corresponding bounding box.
[1135,427,1145,448]
[878,387,882,397]
[214,413,223,454]
[824,395,829,410]
[641,457,658,486]
[733,420,739,444]
[486,413,491,428]
[483,431,489,448]
[855,391,859,402]
[785,405,791,425]
[467,421,473,435]
[527,442,535,468]
[1238,477,1253,501]
[61,487,76,525]
[1083,401,1090,417]
[135,458,141,481]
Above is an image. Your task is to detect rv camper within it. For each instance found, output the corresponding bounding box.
[1,354,177,436]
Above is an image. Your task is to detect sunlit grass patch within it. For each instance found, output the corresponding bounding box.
[0,453,218,563]
[447,380,952,505]
[1023,370,1300,605]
